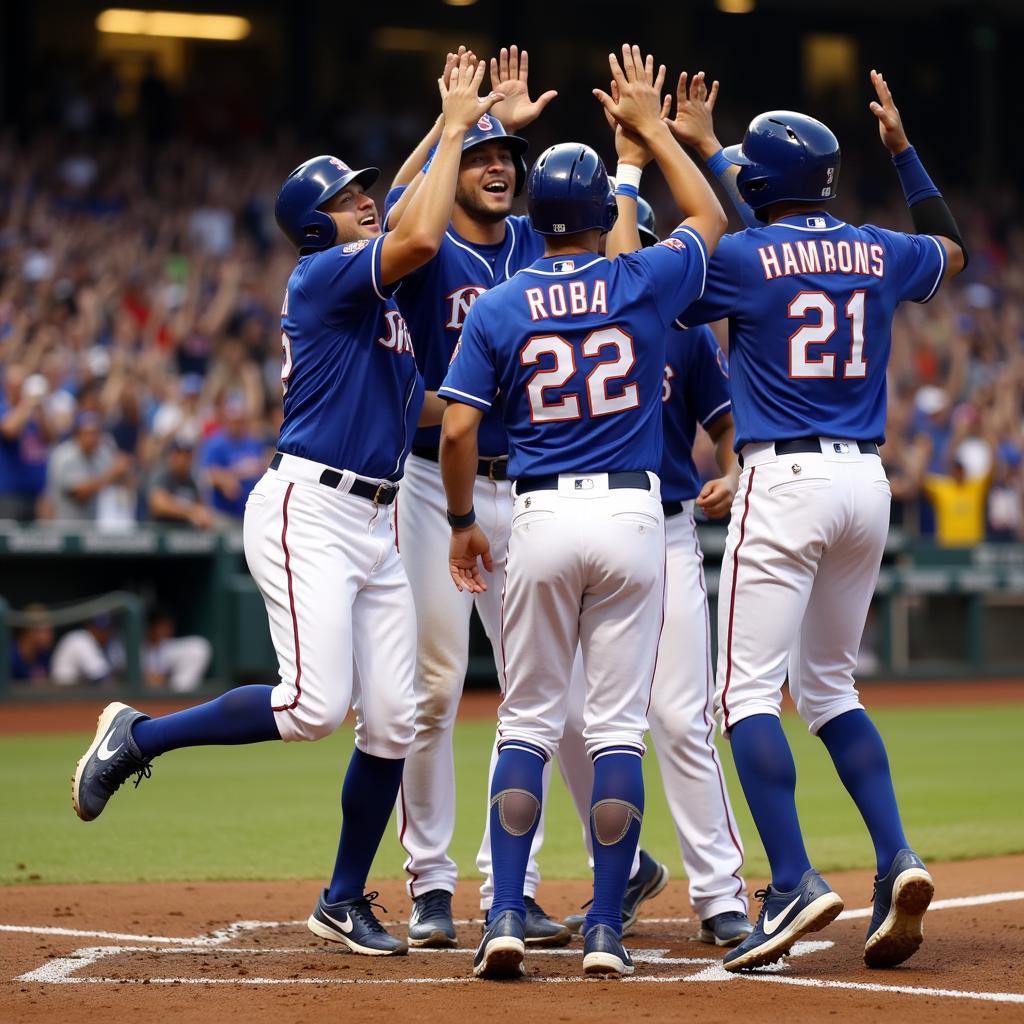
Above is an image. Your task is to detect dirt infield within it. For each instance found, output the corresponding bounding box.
[3,677,1023,735]
[3,856,1023,1023]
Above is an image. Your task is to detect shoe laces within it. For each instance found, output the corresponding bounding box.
[350,892,390,934]
[99,749,153,794]
[523,895,549,918]
[416,889,451,919]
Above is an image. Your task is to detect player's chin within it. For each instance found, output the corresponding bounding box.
[479,190,514,216]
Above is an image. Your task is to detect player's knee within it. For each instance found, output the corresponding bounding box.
[490,788,540,837]
[415,668,461,730]
[282,698,347,743]
[591,798,643,846]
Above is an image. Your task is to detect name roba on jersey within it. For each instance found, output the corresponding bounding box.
[377,309,414,355]
[524,279,608,321]
[757,239,885,281]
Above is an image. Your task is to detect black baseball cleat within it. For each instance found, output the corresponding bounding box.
[582,923,634,977]
[524,895,571,947]
[72,702,152,822]
[408,888,457,948]
[864,849,934,968]
[723,868,844,972]
[308,890,408,956]
[696,910,754,947]
[474,909,526,979]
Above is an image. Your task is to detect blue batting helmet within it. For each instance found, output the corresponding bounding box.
[636,196,658,247]
[527,143,617,236]
[723,111,840,218]
[461,113,529,196]
[275,155,379,255]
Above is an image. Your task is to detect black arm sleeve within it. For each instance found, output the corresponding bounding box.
[910,195,968,268]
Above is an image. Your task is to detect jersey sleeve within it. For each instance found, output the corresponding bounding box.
[299,234,398,319]
[383,186,406,229]
[623,225,709,327]
[437,303,498,411]
[871,226,947,304]
[677,231,743,326]
[684,326,732,429]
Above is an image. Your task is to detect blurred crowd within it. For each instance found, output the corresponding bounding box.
[0,76,1021,546]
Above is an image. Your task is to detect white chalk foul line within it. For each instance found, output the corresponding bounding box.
[837,889,1024,921]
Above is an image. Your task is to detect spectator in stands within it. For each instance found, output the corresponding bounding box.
[147,436,214,529]
[987,449,1023,542]
[51,614,118,686]
[44,411,133,523]
[200,393,268,520]
[0,365,51,520]
[143,607,212,693]
[10,604,55,685]
[922,457,991,548]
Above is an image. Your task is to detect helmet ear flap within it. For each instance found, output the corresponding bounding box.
[513,155,528,197]
[602,191,618,233]
[300,210,338,256]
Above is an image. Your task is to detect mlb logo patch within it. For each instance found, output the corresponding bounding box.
[833,442,851,454]
[329,157,350,172]
[477,114,493,132]
[807,217,827,228]
[342,240,370,254]
[574,478,594,490]
[552,260,575,273]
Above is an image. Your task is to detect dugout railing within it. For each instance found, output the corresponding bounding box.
[0,525,1022,698]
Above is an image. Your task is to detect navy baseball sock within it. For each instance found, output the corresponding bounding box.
[585,748,645,935]
[817,709,909,875]
[326,749,406,903]
[131,684,280,758]
[729,714,812,891]
[487,742,546,920]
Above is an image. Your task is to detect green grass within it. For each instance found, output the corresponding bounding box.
[2,704,1023,885]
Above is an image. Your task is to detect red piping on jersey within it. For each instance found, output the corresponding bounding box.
[691,517,747,900]
[397,781,419,898]
[271,482,302,713]
[722,467,756,731]
[394,494,400,552]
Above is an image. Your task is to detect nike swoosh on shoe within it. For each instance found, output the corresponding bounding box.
[763,895,802,935]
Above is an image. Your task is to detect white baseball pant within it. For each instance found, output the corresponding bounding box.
[717,440,890,735]
[394,454,548,903]
[556,506,748,920]
[498,473,666,760]
[243,452,415,759]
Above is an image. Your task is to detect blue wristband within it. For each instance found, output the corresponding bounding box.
[705,149,731,177]
[614,183,639,200]
[422,142,438,175]
[892,145,941,206]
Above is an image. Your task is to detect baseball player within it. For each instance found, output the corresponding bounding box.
[71,53,503,958]
[554,180,751,946]
[383,46,567,947]
[669,69,966,971]
[439,46,727,979]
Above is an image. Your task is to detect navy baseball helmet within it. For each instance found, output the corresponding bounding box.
[461,113,529,196]
[636,196,658,247]
[275,155,379,255]
[527,143,617,236]
[723,111,840,219]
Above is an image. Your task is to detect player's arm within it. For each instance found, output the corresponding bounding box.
[664,72,760,229]
[418,390,447,428]
[379,55,504,285]
[594,46,727,255]
[870,70,966,277]
[696,411,740,519]
[439,401,493,593]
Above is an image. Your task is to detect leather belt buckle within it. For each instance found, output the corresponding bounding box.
[487,457,508,482]
[372,483,392,506]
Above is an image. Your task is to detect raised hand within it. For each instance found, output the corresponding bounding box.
[438,46,478,104]
[488,44,558,132]
[664,70,721,159]
[869,69,910,155]
[603,79,668,168]
[592,44,667,142]
[441,52,504,134]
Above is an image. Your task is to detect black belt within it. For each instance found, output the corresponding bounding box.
[412,444,509,481]
[739,438,880,468]
[662,500,685,517]
[269,451,398,505]
[515,471,651,495]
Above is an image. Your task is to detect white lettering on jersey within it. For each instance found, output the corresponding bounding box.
[662,363,676,403]
[757,240,885,281]
[444,285,487,330]
[524,280,609,321]
[377,310,415,355]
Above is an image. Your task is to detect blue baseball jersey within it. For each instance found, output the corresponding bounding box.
[384,186,545,456]
[439,226,709,478]
[277,233,424,481]
[680,212,947,449]
[661,324,731,501]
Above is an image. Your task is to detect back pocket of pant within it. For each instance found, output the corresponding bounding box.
[766,477,830,496]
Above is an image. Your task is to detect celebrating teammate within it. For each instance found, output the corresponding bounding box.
[384,46,567,948]
[439,45,726,979]
[670,69,966,971]
[71,53,503,959]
